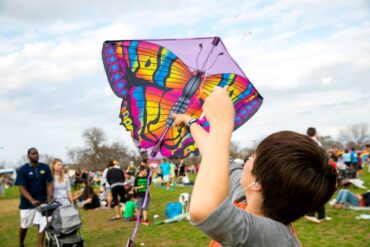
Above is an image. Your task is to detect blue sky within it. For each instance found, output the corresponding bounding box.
[0,0,369,166]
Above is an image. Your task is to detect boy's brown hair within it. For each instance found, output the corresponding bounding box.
[252,131,338,225]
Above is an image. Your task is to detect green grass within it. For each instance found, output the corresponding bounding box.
[1,169,370,246]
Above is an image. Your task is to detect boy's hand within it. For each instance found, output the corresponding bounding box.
[171,113,192,128]
[203,86,234,130]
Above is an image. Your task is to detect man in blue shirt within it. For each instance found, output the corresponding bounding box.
[350,147,358,170]
[160,158,171,189]
[15,148,53,247]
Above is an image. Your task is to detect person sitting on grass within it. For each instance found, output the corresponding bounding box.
[172,86,338,247]
[81,182,100,210]
[181,172,193,186]
[331,189,370,208]
[122,196,139,221]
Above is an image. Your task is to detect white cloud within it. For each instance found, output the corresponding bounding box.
[224,21,370,91]
[0,0,369,164]
[321,77,333,85]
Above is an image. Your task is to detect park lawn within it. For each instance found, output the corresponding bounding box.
[0,169,369,247]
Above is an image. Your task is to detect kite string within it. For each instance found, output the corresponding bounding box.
[182,53,211,121]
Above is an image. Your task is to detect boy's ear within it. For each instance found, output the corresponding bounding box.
[251,182,262,191]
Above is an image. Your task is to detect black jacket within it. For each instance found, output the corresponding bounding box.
[106,167,125,185]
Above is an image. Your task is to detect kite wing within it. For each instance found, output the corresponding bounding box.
[102,37,263,158]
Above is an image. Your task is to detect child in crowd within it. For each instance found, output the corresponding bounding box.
[125,172,135,187]
[173,86,338,246]
[122,196,139,221]
[133,165,151,225]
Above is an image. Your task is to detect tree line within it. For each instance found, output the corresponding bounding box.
[6,123,368,170]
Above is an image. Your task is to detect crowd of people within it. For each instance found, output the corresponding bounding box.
[12,147,200,247]
[9,124,370,246]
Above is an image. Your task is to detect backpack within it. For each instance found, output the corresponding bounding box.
[165,202,182,219]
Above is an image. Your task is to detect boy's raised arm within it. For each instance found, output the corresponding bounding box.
[189,87,235,223]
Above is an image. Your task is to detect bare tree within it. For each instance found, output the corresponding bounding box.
[340,123,370,148]
[68,127,139,170]
[230,141,254,159]
[318,135,343,149]
[230,141,243,158]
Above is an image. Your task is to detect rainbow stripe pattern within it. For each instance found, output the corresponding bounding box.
[102,39,263,158]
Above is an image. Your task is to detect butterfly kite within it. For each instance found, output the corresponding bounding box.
[102,37,263,159]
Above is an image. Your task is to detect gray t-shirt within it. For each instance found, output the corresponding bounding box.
[192,159,300,247]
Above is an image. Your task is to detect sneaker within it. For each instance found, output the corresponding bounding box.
[329,199,336,207]
[142,220,150,225]
[324,216,332,221]
[304,216,322,224]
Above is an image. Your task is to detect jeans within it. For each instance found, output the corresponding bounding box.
[336,189,360,206]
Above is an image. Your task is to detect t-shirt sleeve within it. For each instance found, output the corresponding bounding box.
[193,199,251,245]
[192,199,299,247]
[15,167,26,186]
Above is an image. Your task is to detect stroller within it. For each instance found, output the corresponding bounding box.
[39,200,84,247]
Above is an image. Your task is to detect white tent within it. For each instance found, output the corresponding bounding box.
[0,168,16,180]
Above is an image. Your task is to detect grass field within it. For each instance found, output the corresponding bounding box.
[1,170,370,247]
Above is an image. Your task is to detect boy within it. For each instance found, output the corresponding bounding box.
[122,197,139,221]
[133,165,151,225]
[173,87,338,246]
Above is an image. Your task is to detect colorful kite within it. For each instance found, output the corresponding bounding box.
[102,37,263,159]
